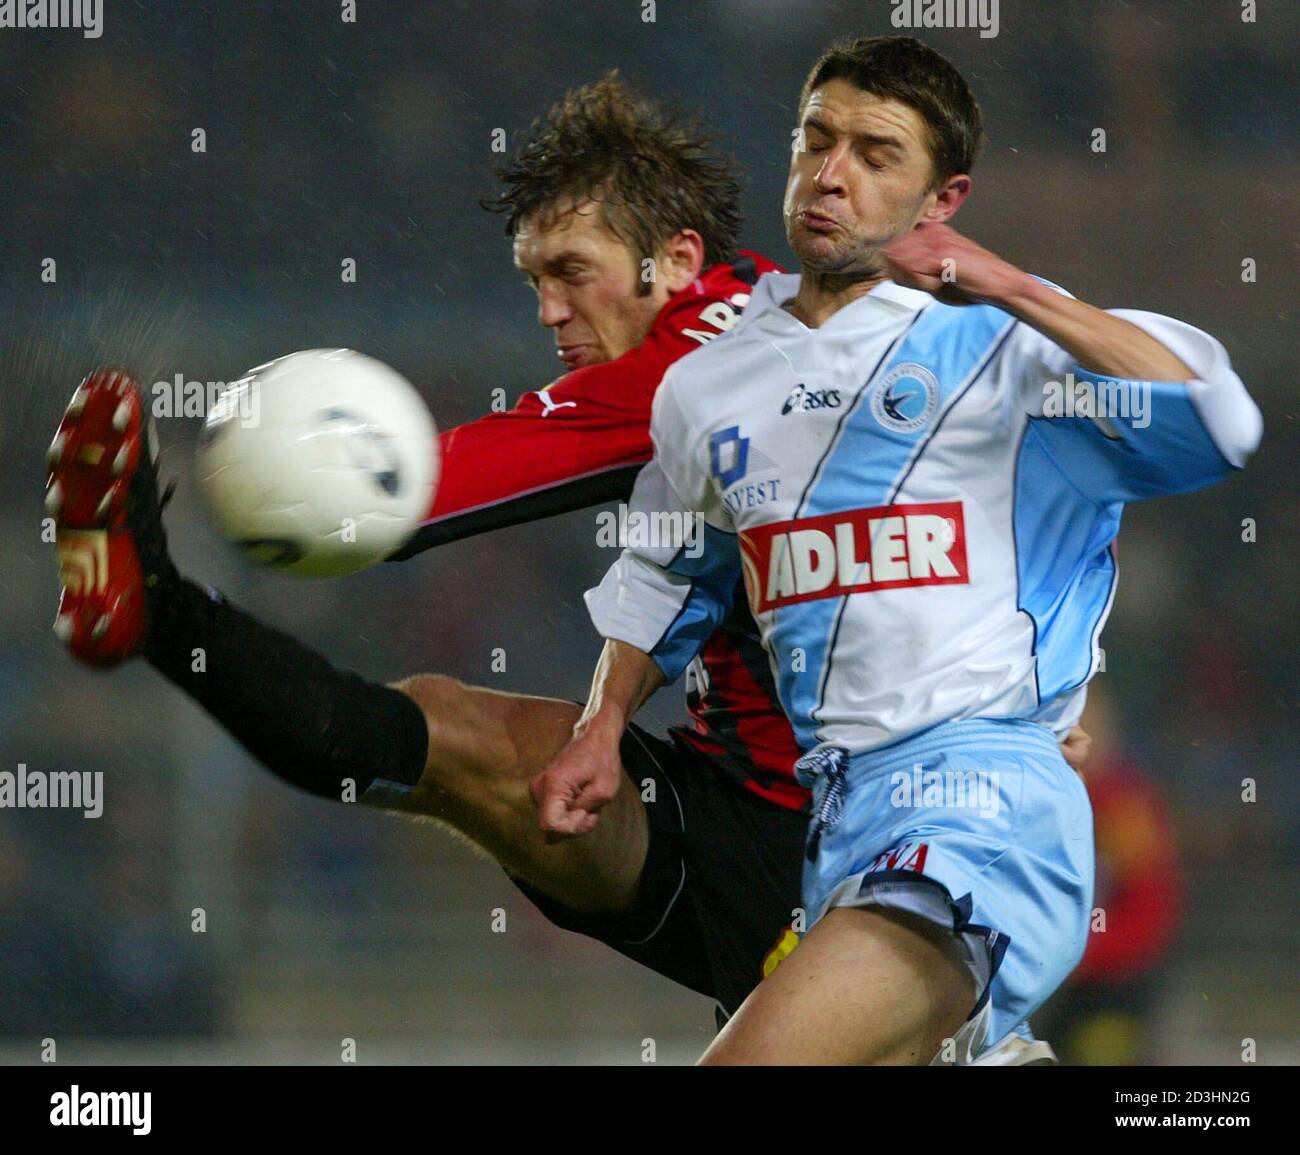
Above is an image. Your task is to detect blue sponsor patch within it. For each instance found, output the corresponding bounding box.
[709,425,750,486]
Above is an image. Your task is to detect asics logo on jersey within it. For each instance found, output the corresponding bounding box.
[781,383,842,415]
[537,390,577,417]
[871,363,939,433]
[57,530,108,596]
[739,502,967,613]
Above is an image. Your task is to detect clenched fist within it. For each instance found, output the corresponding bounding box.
[883,221,1025,308]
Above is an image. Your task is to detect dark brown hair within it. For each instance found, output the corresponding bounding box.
[799,36,984,187]
[486,72,742,289]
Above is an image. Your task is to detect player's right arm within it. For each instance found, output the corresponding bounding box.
[528,637,666,837]
[532,380,740,834]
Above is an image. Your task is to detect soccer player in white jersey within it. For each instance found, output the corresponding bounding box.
[531,36,1263,1064]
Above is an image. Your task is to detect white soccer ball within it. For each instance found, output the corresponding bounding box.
[196,349,439,577]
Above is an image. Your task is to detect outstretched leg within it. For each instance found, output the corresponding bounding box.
[49,370,648,917]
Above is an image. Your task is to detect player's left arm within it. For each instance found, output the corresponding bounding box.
[885,223,1264,500]
[385,371,652,559]
[387,263,769,561]
[886,222,1193,378]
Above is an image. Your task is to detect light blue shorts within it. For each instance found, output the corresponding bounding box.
[797,718,1094,1062]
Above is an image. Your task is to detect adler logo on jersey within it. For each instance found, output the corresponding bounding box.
[739,501,968,613]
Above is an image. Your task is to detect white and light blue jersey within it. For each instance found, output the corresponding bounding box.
[587,272,1261,762]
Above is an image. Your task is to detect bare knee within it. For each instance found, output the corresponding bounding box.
[392,674,523,797]
[390,675,580,817]
[385,677,641,913]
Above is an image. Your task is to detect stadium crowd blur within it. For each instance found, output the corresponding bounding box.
[1,2,1294,1062]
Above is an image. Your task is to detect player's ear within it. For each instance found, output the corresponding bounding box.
[658,229,706,292]
[923,174,972,225]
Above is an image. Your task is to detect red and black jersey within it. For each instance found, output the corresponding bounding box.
[390,252,810,813]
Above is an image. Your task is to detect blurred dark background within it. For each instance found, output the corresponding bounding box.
[0,0,1294,1063]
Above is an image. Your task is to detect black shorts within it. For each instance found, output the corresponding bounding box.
[510,723,808,1022]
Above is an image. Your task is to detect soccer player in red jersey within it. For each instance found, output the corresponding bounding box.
[48,75,1084,1044]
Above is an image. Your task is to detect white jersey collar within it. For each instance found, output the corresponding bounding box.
[745,271,933,328]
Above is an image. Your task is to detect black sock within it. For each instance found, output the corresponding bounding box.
[142,577,428,802]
